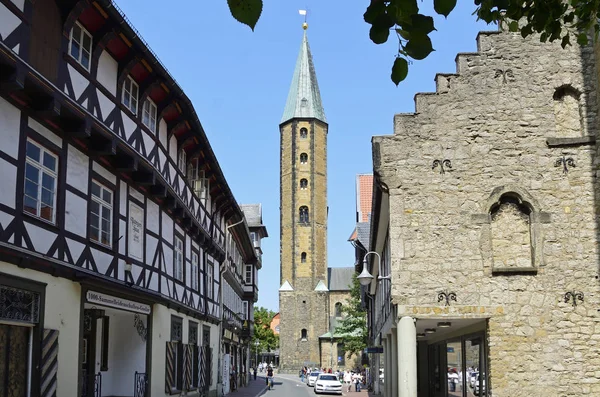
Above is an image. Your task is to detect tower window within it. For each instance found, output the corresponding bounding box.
[301,329,308,341]
[299,206,309,223]
[335,302,342,318]
[300,178,308,190]
[301,252,307,263]
[300,128,308,139]
[300,153,308,164]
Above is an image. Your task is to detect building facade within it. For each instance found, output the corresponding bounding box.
[0,1,259,396]
[278,23,330,371]
[367,24,600,397]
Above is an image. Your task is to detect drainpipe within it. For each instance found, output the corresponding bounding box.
[217,217,245,396]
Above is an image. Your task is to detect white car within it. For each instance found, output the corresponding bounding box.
[307,371,320,387]
[314,373,343,395]
[474,374,486,395]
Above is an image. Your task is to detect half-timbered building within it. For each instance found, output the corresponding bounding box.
[0,1,258,396]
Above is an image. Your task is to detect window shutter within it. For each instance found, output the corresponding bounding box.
[165,341,176,393]
[41,329,59,397]
[177,342,184,390]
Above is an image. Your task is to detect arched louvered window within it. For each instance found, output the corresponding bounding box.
[301,328,308,341]
[301,252,307,263]
[300,179,308,190]
[300,128,308,139]
[300,153,308,164]
[299,206,309,223]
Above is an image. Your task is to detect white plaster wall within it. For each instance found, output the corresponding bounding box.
[159,119,167,149]
[28,117,62,148]
[0,158,16,209]
[0,263,81,397]
[169,135,177,163]
[146,199,159,234]
[67,144,89,193]
[162,210,173,245]
[101,309,146,396]
[0,96,21,159]
[92,162,116,185]
[66,65,88,102]
[10,0,24,11]
[130,186,144,203]
[64,191,87,236]
[0,3,21,44]
[96,50,118,97]
[119,181,127,216]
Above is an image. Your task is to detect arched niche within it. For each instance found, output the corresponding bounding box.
[553,85,583,138]
[477,185,549,273]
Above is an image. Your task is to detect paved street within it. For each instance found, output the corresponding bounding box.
[235,373,372,397]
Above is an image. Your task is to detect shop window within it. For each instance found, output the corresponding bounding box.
[90,180,113,247]
[300,153,308,164]
[189,321,199,389]
[24,139,58,224]
[122,75,139,114]
[335,302,342,318]
[301,328,308,341]
[69,21,92,70]
[299,206,309,223]
[166,316,183,392]
[300,128,308,139]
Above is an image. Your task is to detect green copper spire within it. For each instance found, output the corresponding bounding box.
[281,29,327,124]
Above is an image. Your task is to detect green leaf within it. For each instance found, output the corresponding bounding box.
[508,21,519,32]
[370,24,391,44]
[389,0,418,25]
[227,0,263,31]
[391,57,409,85]
[410,14,436,34]
[364,0,386,24]
[405,34,434,60]
[434,0,457,18]
[396,28,411,40]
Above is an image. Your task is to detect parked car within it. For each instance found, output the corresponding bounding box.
[314,373,343,395]
[307,371,321,387]
[474,374,486,395]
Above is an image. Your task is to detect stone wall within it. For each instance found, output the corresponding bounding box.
[373,29,600,396]
[279,119,329,371]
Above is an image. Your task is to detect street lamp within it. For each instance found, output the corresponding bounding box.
[356,251,391,286]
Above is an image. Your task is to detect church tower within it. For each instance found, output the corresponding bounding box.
[278,22,329,371]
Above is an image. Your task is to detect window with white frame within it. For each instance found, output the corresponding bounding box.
[90,181,113,246]
[191,252,199,291]
[69,21,92,70]
[24,140,58,223]
[142,98,157,133]
[245,264,252,284]
[122,75,139,114]
[207,260,214,299]
[242,301,248,320]
[174,237,184,282]
[178,148,187,176]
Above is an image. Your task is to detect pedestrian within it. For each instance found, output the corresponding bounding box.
[343,370,352,392]
[253,366,257,380]
[354,372,362,392]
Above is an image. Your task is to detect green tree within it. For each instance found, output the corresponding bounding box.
[334,273,368,358]
[226,0,600,84]
[252,306,279,354]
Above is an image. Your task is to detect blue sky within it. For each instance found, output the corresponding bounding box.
[117,1,492,313]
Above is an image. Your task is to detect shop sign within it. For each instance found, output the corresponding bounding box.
[128,202,144,260]
[86,291,151,314]
[365,346,384,353]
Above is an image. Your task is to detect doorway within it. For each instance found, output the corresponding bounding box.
[0,324,30,397]
[426,333,487,397]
